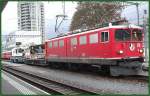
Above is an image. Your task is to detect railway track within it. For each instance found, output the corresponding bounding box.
[2,66,98,95]
[2,61,148,83]
[46,64,149,82]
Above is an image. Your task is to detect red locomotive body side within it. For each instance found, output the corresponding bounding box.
[45,27,113,61]
[66,28,112,58]
[45,25,144,66]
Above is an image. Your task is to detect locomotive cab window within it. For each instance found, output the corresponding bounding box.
[36,45,44,53]
[132,29,142,41]
[115,29,131,41]
[101,32,109,42]
[71,37,77,45]
[79,35,87,45]
[89,33,98,44]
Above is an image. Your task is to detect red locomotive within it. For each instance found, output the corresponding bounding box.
[2,51,12,60]
[45,23,144,76]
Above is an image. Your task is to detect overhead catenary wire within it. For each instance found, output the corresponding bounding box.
[55,1,68,35]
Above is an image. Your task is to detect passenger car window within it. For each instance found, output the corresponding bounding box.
[59,40,64,47]
[79,35,87,45]
[89,33,98,44]
[71,37,77,45]
[101,32,109,42]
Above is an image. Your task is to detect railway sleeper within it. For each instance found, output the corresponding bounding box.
[3,67,91,95]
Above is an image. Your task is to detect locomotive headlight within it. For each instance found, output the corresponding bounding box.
[118,50,123,54]
[139,49,144,53]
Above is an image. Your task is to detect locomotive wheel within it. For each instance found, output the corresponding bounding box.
[67,63,72,70]
[100,66,110,75]
[13,59,16,63]
[16,59,18,63]
[11,59,14,63]
[71,63,80,71]
[24,60,28,64]
[51,62,60,69]
[66,63,80,71]
[62,63,68,69]
[50,62,56,68]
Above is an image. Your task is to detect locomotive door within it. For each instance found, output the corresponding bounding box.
[66,37,78,58]
[100,31,110,57]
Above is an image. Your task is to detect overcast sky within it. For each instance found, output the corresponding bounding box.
[2,1,77,36]
[2,1,148,39]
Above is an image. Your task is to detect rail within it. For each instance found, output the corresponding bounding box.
[2,66,98,95]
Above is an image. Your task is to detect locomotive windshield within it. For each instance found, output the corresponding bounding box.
[115,29,131,41]
[115,29,142,41]
[29,45,44,54]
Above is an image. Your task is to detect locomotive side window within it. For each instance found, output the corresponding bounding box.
[54,41,58,47]
[79,35,87,45]
[115,29,131,41]
[132,29,142,41]
[71,37,77,45]
[89,33,98,44]
[49,42,52,48]
[59,40,64,47]
[101,32,109,42]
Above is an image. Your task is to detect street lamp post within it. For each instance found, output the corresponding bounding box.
[143,9,148,64]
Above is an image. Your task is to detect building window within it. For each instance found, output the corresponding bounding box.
[71,37,77,45]
[89,33,98,44]
[101,32,109,42]
[79,35,87,45]
[59,40,64,47]
[54,41,58,47]
[49,42,52,48]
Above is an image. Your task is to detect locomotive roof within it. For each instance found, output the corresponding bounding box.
[46,24,142,42]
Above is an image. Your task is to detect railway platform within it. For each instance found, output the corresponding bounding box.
[2,61,148,94]
[2,71,49,95]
